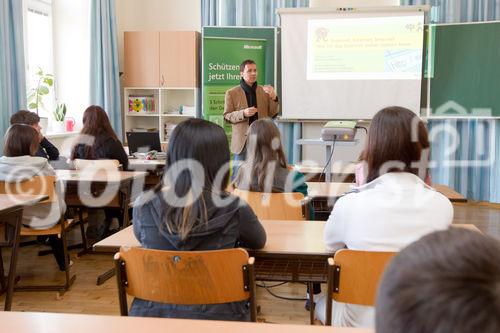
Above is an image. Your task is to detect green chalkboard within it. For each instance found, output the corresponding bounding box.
[426,21,500,118]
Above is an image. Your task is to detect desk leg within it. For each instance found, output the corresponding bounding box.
[0,247,5,291]
[78,208,89,251]
[325,145,332,183]
[119,183,132,229]
[96,268,115,286]
[308,282,315,324]
[4,210,22,311]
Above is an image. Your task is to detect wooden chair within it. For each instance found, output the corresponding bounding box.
[232,189,307,220]
[0,176,76,305]
[325,249,396,325]
[114,247,257,321]
[74,159,121,171]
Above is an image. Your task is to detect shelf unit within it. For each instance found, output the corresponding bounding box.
[123,87,198,145]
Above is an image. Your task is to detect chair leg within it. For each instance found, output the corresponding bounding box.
[247,261,257,322]
[76,208,92,257]
[115,258,128,316]
[0,247,5,291]
[15,225,76,293]
[5,212,22,311]
[325,263,335,326]
[60,229,76,292]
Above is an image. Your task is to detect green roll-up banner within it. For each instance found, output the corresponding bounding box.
[203,37,267,135]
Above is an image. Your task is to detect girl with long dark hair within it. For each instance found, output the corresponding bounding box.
[71,105,128,169]
[130,118,266,320]
[71,105,128,242]
[316,106,453,327]
[233,118,307,196]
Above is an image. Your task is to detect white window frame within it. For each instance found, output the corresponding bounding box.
[24,0,56,117]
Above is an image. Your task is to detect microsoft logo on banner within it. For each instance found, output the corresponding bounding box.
[244,44,262,49]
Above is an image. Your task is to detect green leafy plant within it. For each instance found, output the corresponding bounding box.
[53,103,66,122]
[27,68,54,115]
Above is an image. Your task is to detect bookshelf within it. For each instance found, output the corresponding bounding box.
[123,87,198,145]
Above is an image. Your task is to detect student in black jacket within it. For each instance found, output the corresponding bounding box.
[10,110,59,160]
[131,118,266,320]
[70,105,129,242]
[70,105,128,170]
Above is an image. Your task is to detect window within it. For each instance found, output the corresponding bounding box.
[25,0,55,118]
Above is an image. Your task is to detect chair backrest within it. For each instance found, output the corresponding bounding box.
[232,189,305,220]
[114,247,257,320]
[0,176,56,204]
[325,249,396,325]
[74,159,120,171]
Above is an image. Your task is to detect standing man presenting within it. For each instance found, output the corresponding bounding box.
[224,59,279,177]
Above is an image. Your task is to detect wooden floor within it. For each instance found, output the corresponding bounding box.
[1,202,499,324]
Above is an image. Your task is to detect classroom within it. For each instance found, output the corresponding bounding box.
[1,0,500,332]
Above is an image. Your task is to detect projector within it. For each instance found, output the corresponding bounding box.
[321,120,357,141]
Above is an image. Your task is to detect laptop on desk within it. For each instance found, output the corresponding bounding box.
[126,131,162,155]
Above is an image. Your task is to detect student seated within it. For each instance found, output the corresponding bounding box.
[131,118,266,321]
[232,118,316,306]
[233,118,307,196]
[71,105,128,169]
[10,110,59,160]
[376,228,500,333]
[0,124,68,270]
[315,106,453,327]
[70,105,129,242]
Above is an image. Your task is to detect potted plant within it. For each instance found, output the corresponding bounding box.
[52,102,67,133]
[27,68,54,133]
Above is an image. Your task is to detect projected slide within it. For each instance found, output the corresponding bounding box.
[307,16,424,80]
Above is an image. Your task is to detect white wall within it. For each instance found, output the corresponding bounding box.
[52,0,90,130]
[115,0,201,72]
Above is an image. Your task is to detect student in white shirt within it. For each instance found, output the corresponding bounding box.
[315,106,454,327]
[0,124,68,270]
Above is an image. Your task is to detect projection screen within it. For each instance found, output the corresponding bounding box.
[278,7,426,120]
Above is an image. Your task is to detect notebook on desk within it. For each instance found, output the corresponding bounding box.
[126,131,162,155]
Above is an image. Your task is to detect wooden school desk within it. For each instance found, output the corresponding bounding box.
[294,163,356,183]
[94,220,329,323]
[93,219,479,324]
[55,169,147,240]
[306,182,467,202]
[0,311,373,333]
[432,184,467,203]
[306,181,467,220]
[0,194,49,311]
[55,170,147,284]
[127,158,165,188]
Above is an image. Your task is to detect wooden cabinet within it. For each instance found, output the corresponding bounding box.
[124,31,199,88]
[124,32,160,87]
[160,31,199,87]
